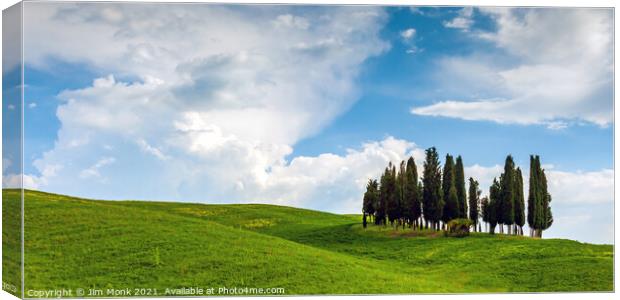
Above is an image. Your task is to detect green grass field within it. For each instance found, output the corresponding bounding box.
[1,189,613,296]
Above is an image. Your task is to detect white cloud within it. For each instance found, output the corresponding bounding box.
[137,139,169,161]
[413,8,613,129]
[400,27,420,54]
[2,173,48,190]
[233,136,425,213]
[2,174,21,189]
[465,164,613,205]
[465,163,503,194]
[409,7,424,15]
[28,102,37,109]
[443,7,474,31]
[400,28,416,40]
[2,4,22,74]
[22,3,393,211]
[79,157,115,179]
[7,104,15,110]
[546,169,614,204]
[272,14,309,30]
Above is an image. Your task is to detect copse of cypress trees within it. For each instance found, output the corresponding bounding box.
[361,150,552,239]
[455,156,467,219]
[442,154,459,226]
[514,167,525,235]
[468,177,480,232]
[423,147,443,230]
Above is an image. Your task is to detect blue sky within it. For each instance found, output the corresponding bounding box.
[2,4,613,243]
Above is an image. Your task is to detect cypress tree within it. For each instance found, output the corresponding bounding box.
[527,155,553,238]
[514,167,525,235]
[404,157,421,229]
[480,196,489,232]
[499,155,516,234]
[397,161,407,229]
[538,168,553,237]
[376,168,388,225]
[527,155,538,235]
[468,177,480,232]
[488,178,501,234]
[386,163,400,227]
[455,156,467,218]
[422,147,443,230]
[362,179,378,223]
[442,154,459,225]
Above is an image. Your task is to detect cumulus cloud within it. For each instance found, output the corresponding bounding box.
[443,7,474,31]
[21,3,392,211]
[465,164,613,205]
[413,8,613,129]
[546,169,614,204]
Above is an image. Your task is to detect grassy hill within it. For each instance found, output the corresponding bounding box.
[2,189,613,296]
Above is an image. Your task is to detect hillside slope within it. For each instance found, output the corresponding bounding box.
[2,190,614,296]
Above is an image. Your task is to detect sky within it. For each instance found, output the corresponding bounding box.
[2,3,614,244]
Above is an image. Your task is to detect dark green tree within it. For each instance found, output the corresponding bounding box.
[488,178,501,234]
[376,168,388,225]
[527,155,554,238]
[498,155,516,234]
[397,161,407,229]
[514,167,526,235]
[442,154,459,226]
[404,156,421,229]
[362,179,378,224]
[422,147,443,230]
[385,163,400,227]
[527,155,538,235]
[468,177,481,232]
[537,168,553,237]
[455,156,467,218]
[480,196,489,232]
